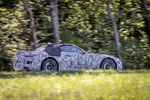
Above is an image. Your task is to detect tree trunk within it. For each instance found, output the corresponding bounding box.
[106,0,122,60]
[141,0,150,44]
[49,0,60,44]
[22,0,38,49]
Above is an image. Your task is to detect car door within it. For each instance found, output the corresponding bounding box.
[59,45,85,70]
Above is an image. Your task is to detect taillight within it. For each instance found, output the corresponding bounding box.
[23,62,26,64]
[24,55,36,57]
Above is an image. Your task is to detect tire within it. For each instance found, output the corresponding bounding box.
[41,58,58,71]
[100,58,117,70]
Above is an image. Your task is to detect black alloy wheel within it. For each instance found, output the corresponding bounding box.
[41,58,58,71]
[100,58,117,69]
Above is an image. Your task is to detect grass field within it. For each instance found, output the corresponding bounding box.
[0,70,150,100]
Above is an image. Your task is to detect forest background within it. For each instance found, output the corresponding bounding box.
[0,0,150,71]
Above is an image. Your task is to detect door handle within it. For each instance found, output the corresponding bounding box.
[66,55,71,57]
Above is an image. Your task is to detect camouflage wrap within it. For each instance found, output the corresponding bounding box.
[13,43,123,71]
[14,51,122,71]
[58,52,122,70]
[14,51,50,70]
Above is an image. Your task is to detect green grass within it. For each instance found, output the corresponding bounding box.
[0,70,150,100]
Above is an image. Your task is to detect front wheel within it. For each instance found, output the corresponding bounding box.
[100,58,117,70]
[41,58,58,71]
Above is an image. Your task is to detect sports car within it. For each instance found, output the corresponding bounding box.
[13,43,123,71]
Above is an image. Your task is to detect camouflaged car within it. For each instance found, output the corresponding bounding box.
[13,43,123,71]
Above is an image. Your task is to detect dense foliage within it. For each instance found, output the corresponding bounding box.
[0,70,150,100]
[0,0,150,70]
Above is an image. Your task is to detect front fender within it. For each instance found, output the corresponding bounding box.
[91,54,123,70]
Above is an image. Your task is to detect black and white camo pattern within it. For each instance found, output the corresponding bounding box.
[13,47,123,71]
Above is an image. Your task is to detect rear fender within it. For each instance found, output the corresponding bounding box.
[40,57,59,70]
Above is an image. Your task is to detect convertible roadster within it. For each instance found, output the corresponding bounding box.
[13,43,123,71]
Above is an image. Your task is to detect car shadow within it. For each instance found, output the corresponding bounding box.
[0,69,149,79]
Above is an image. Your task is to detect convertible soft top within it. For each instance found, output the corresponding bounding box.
[42,43,73,56]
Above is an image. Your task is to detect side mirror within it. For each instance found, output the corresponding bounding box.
[82,52,86,54]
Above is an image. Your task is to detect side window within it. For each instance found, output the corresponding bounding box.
[60,46,82,53]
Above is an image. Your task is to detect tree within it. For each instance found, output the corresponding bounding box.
[49,0,60,44]
[22,0,38,49]
[141,0,150,44]
[106,0,122,60]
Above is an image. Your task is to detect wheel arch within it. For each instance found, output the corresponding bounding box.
[99,57,117,69]
[41,57,59,70]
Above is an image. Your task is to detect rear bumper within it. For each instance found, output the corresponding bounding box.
[14,67,24,71]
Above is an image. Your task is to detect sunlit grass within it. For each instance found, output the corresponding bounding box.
[0,70,150,100]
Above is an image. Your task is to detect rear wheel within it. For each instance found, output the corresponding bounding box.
[100,58,117,69]
[41,58,58,71]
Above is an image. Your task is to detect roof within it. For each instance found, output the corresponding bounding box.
[44,43,74,56]
[46,43,74,48]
